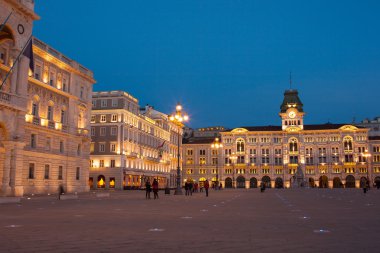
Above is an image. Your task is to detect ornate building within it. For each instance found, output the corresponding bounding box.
[0,1,95,196]
[89,91,182,190]
[183,89,376,189]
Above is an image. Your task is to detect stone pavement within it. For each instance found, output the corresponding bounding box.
[0,188,379,253]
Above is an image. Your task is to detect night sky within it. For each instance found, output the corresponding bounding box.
[33,0,380,129]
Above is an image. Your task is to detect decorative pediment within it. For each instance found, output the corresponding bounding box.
[231,128,248,133]
[339,125,359,131]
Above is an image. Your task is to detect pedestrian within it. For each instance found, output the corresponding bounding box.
[152,179,159,199]
[260,182,266,193]
[219,182,222,190]
[185,182,189,196]
[189,182,193,196]
[204,179,209,197]
[58,184,64,200]
[145,180,151,199]
[376,181,380,190]
[194,183,198,192]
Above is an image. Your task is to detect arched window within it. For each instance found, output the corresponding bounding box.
[343,136,353,152]
[289,138,298,152]
[236,138,245,153]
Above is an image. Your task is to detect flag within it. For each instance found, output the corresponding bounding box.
[157,141,165,149]
[22,37,34,73]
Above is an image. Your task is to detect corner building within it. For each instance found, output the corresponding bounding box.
[89,91,181,190]
[183,90,374,189]
[0,1,95,196]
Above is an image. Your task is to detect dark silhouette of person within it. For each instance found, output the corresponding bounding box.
[204,180,209,197]
[152,179,159,199]
[58,184,64,200]
[189,182,193,196]
[145,180,151,199]
[184,182,189,196]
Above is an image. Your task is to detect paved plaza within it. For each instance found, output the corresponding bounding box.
[0,188,379,253]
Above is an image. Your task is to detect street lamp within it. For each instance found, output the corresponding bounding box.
[363,149,371,188]
[229,152,237,188]
[211,137,223,189]
[169,103,189,195]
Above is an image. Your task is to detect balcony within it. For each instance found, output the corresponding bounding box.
[77,128,89,137]
[0,91,11,104]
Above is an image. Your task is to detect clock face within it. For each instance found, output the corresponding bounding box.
[288,111,296,118]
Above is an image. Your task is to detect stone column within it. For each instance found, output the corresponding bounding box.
[1,141,12,196]
[16,55,30,97]
[9,141,25,196]
[9,49,20,95]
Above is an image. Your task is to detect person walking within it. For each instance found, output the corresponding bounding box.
[184,182,189,196]
[204,179,210,197]
[152,179,159,199]
[58,184,64,200]
[189,182,193,196]
[145,180,152,199]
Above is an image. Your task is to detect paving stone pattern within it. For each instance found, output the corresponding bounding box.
[0,189,379,252]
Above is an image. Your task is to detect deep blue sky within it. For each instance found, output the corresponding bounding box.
[34,0,380,129]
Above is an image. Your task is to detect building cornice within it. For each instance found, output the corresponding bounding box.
[33,45,96,84]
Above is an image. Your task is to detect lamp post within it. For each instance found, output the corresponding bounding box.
[363,149,371,188]
[211,137,223,189]
[169,103,189,195]
[229,152,237,188]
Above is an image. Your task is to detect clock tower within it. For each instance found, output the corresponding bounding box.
[279,89,305,131]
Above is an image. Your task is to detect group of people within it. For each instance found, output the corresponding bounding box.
[145,179,159,199]
[185,180,211,197]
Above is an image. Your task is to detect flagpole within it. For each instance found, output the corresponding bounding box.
[0,12,12,33]
[0,35,32,91]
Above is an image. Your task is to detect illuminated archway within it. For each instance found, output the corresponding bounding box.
[97,175,106,188]
[262,176,271,188]
[345,175,355,188]
[225,177,232,188]
[250,177,257,188]
[319,175,328,188]
[275,177,283,188]
[236,176,245,188]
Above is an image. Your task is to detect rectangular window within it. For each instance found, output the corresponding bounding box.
[100,115,106,122]
[31,134,36,148]
[44,164,50,179]
[58,166,63,180]
[199,157,206,165]
[35,65,41,80]
[91,115,96,123]
[32,103,38,116]
[100,160,104,167]
[200,150,206,156]
[60,110,65,124]
[187,149,193,156]
[46,137,51,151]
[111,127,117,136]
[111,114,117,122]
[92,100,96,108]
[112,99,118,107]
[28,163,35,179]
[76,167,80,180]
[100,127,106,136]
[110,160,115,167]
[47,106,53,121]
[60,141,64,153]
[110,143,116,152]
[80,87,84,99]
[62,78,67,91]
[91,127,95,136]
[99,143,105,152]
[77,144,81,156]
[101,100,107,107]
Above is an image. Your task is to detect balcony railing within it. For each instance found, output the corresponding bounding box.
[0,91,11,103]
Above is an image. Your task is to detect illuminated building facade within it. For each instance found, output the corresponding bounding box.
[183,90,377,189]
[0,0,95,196]
[89,91,181,190]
